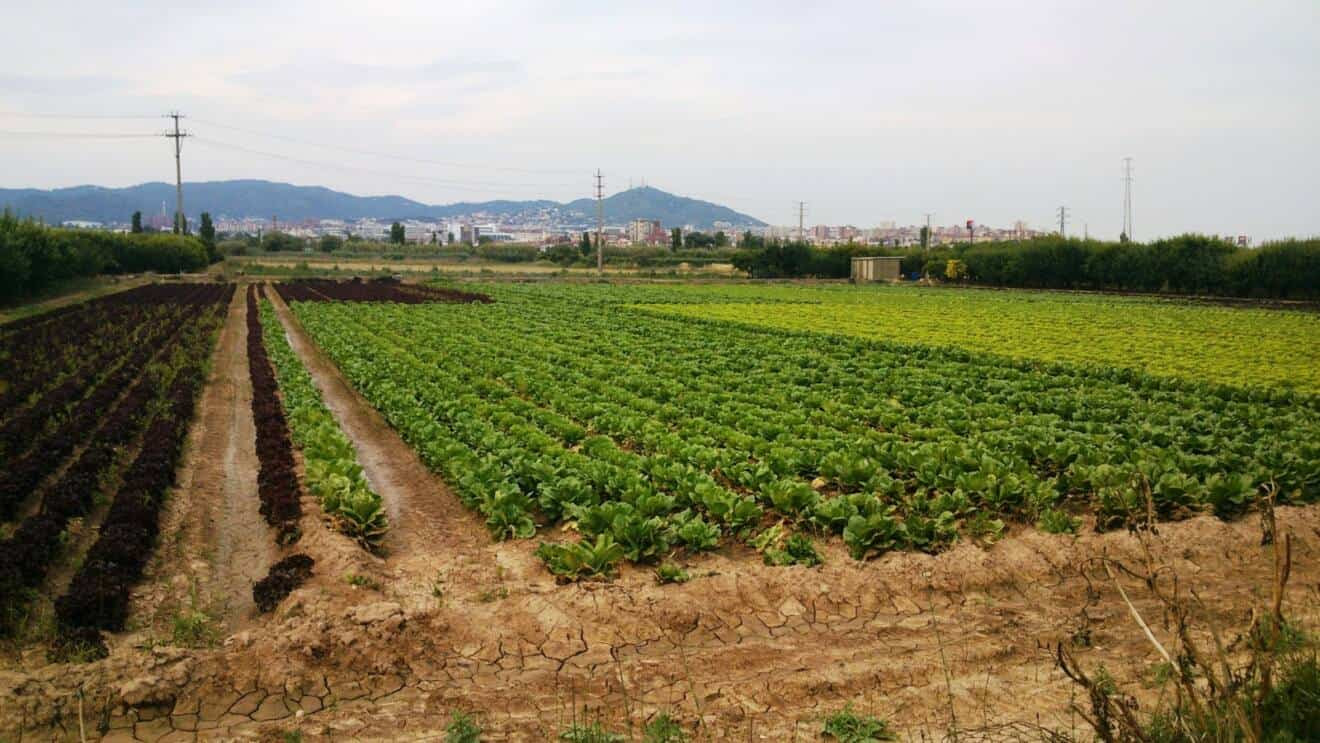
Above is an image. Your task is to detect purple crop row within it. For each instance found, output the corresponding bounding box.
[53,285,234,643]
[0,284,232,638]
[246,285,314,612]
[274,277,492,304]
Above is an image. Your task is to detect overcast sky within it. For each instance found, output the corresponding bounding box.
[2,1,1316,239]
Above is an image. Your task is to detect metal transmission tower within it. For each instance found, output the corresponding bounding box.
[594,169,604,273]
[796,201,807,241]
[164,112,188,233]
[1122,157,1134,240]
[1057,206,1071,237]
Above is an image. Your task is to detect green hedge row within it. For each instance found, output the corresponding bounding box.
[0,214,211,301]
[733,234,1320,300]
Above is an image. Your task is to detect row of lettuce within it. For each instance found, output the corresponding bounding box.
[733,234,1320,299]
[0,213,216,302]
[288,283,1318,578]
[257,295,388,550]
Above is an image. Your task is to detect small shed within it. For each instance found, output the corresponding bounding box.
[850,256,903,283]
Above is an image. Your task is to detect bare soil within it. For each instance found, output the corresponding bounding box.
[128,287,278,636]
[2,281,1318,742]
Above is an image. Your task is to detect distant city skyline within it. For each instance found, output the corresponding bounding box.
[1,1,1317,241]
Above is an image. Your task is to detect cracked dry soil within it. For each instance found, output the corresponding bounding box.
[2,284,1318,741]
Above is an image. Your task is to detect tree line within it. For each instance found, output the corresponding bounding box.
[0,213,216,302]
[732,233,1320,300]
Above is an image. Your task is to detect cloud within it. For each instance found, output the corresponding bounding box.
[0,0,1316,238]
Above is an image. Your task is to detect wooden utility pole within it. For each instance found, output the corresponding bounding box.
[164,112,188,233]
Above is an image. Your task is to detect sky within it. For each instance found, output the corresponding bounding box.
[1,0,1317,240]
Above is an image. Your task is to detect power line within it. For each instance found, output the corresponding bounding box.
[0,111,159,120]
[188,116,584,176]
[0,130,158,139]
[1057,205,1071,237]
[188,136,581,193]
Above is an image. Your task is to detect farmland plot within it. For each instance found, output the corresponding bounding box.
[637,284,1320,391]
[2,279,1319,741]
[286,282,1319,573]
[0,283,232,646]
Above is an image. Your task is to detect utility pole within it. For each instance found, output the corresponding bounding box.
[594,169,604,273]
[163,112,188,234]
[796,201,807,241]
[1057,206,1070,237]
[923,212,933,251]
[1122,156,1134,240]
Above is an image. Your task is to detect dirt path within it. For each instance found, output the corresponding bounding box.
[264,286,501,610]
[128,287,276,637]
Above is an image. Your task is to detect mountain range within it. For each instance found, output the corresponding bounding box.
[0,180,766,229]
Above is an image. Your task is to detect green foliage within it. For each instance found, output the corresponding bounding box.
[537,535,626,580]
[199,212,217,262]
[287,282,1320,578]
[731,232,1320,298]
[822,704,895,742]
[654,562,690,584]
[258,300,388,550]
[0,212,210,300]
[762,479,819,520]
[445,711,483,742]
[389,221,405,245]
[171,609,218,648]
[752,524,822,566]
[558,722,625,742]
[319,234,344,254]
[262,232,305,252]
[674,513,721,552]
[643,713,688,742]
[544,243,581,266]
[1036,508,1079,534]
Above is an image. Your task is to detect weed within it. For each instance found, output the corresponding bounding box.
[171,609,218,648]
[475,586,509,603]
[643,712,688,742]
[282,731,303,743]
[344,572,382,591]
[755,526,823,567]
[1057,491,1318,743]
[654,562,690,585]
[558,721,625,742]
[822,703,895,742]
[172,580,219,647]
[1037,508,1079,534]
[444,710,482,743]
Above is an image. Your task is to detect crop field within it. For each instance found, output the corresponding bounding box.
[2,277,1318,741]
[635,284,1320,391]
[288,281,1319,574]
[0,283,231,648]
